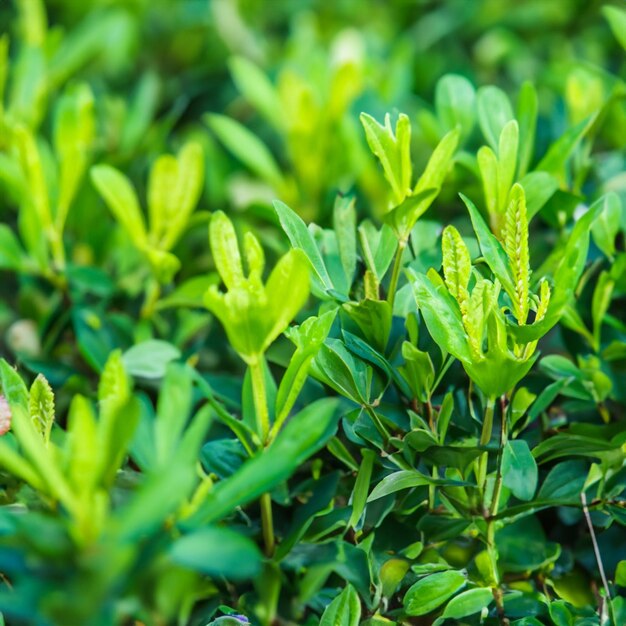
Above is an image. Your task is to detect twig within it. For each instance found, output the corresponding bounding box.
[580,492,616,625]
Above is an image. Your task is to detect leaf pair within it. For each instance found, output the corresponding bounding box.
[91,141,204,283]
[360,112,459,241]
[205,211,310,363]
[3,83,96,274]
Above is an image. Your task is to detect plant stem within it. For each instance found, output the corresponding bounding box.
[479,396,496,447]
[486,395,509,624]
[250,355,275,557]
[387,239,406,310]
[260,492,275,557]
[490,395,508,517]
[477,396,496,491]
[249,356,270,443]
[581,492,616,625]
[140,278,161,319]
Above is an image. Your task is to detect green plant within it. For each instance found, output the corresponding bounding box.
[0,1,625,625]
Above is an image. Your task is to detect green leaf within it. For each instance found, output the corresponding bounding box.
[616,561,626,587]
[412,127,460,214]
[66,394,99,494]
[0,225,26,270]
[477,145,499,219]
[276,310,337,425]
[274,200,333,295]
[333,194,357,288]
[368,469,461,501]
[0,360,28,410]
[209,210,245,290]
[90,164,148,248]
[591,192,622,260]
[461,194,516,299]
[509,203,601,342]
[503,184,530,323]
[99,349,131,414]
[53,82,95,229]
[229,55,283,130]
[320,584,361,626]
[435,74,475,141]
[156,275,220,309]
[182,398,339,527]
[154,363,193,466]
[410,269,472,364]
[403,570,467,616]
[603,5,626,50]
[477,86,514,152]
[497,120,518,213]
[342,299,392,353]
[28,374,55,445]
[516,81,538,178]
[312,339,371,405]
[520,171,559,219]
[348,449,375,529]
[206,113,284,189]
[360,112,412,205]
[10,404,77,513]
[536,115,596,176]
[441,225,471,304]
[358,220,397,283]
[591,271,614,351]
[400,341,435,403]
[170,526,263,581]
[502,440,538,501]
[533,433,618,463]
[436,587,493,622]
[123,340,181,379]
[148,141,204,251]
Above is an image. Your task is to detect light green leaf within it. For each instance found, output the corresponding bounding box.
[520,171,559,219]
[516,81,537,177]
[435,74,475,141]
[477,86,514,152]
[368,469,461,501]
[536,115,596,176]
[603,5,626,50]
[437,587,493,622]
[170,526,263,581]
[414,127,460,200]
[349,449,376,528]
[209,211,245,289]
[591,192,622,260]
[461,194,516,301]
[320,584,361,626]
[403,570,467,616]
[123,340,181,379]
[274,199,333,295]
[229,55,283,130]
[207,113,284,189]
[442,225,471,305]
[497,120,518,212]
[360,112,412,205]
[28,374,55,445]
[90,164,148,248]
[591,271,614,352]
[503,184,530,324]
[410,269,472,364]
[502,440,538,501]
[183,398,339,527]
[333,194,357,288]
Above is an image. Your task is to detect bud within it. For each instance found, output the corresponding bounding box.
[0,396,12,435]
